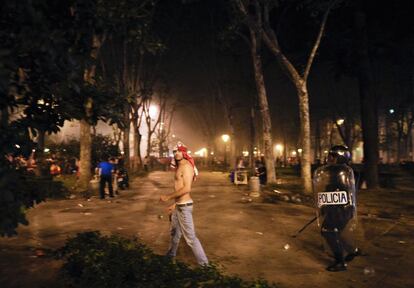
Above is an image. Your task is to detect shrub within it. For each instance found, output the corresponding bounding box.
[58,231,277,288]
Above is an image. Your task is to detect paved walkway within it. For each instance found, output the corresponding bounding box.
[0,171,413,288]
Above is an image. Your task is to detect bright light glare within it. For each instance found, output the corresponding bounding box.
[221,134,230,143]
[195,148,207,157]
[275,144,283,152]
[149,105,158,118]
[336,119,345,125]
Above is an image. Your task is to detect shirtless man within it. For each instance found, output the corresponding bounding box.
[159,142,208,266]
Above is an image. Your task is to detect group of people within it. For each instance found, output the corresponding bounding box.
[5,151,78,177]
[158,142,360,272]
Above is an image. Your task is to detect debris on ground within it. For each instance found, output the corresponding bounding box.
[255,232,263,235]
[363,267,375,276]
[284,244,290,250]
[77,203,84,207]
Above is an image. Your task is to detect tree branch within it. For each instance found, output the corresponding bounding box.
[303,0,338,81]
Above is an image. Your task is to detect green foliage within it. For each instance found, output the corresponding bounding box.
[58,231,277,288]
[0,166,69,236]
[91,134,120,165]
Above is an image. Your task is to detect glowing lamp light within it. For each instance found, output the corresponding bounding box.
[195,148,207,157]
[389,109,395,114]
[336,119,345,125]
[221,134,230,143]
[242,151,249,157]
[44,148,50,153]
[291,151,297,156]
[15,144,21,149]
[297,148,303,154]
[149,105,158,118]
[275,144,283,151]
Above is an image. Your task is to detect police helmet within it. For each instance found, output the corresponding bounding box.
[328,145,351,164]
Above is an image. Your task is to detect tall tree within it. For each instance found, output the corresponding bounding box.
[236,0,338,192]
[352,1,379,188]
[234,0,277,184]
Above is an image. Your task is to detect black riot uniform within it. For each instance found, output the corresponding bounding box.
[313,145,360,272]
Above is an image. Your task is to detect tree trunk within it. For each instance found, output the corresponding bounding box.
[122,126,130,170]
[297,83,312,193]
[146,131,152,158]
[354,4,379,188]
[79,119,92,189]
[79,34,105,189]
[249,106,256,171]
[37,129,46,152]
[249,31,276,184]
[133,120,142,171]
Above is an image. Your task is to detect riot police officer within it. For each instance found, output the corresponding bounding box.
[313,145,360,272]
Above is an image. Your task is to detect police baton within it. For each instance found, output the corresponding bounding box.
[291,216,317,238]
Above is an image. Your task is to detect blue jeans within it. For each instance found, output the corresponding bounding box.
[166,205,208,265]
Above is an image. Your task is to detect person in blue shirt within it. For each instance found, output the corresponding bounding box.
[97,155,114,199]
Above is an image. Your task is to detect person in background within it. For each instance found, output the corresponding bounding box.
[96,155,114,199]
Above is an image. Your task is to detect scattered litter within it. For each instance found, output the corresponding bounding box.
[158,215,164,219]
[398,240,406,244]
[107,200,112,203]
[256,232,263,235]
[87,198,91,202]
[363,267,375,275]
[209,195,216,198]
[273,190,282,194]
[117,227,124,230]
[282,195,290,201]
[77,203,84,207]
[284,244,290,250]
[83,212,92,216]
[69,194,76,199]
[241,197,252,203]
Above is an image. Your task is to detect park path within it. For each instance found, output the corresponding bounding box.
[0,171,413,288]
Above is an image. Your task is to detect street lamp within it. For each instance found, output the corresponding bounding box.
[221,134,230,169]
[221,134,230,143]
[336,118,345,126]
[149,105,158,119]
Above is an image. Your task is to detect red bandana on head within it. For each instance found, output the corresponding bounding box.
[171,142,198,181]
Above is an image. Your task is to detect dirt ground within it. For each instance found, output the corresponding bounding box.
[0,171,413,288]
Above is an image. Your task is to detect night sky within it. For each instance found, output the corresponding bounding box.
[149,0,413,151]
